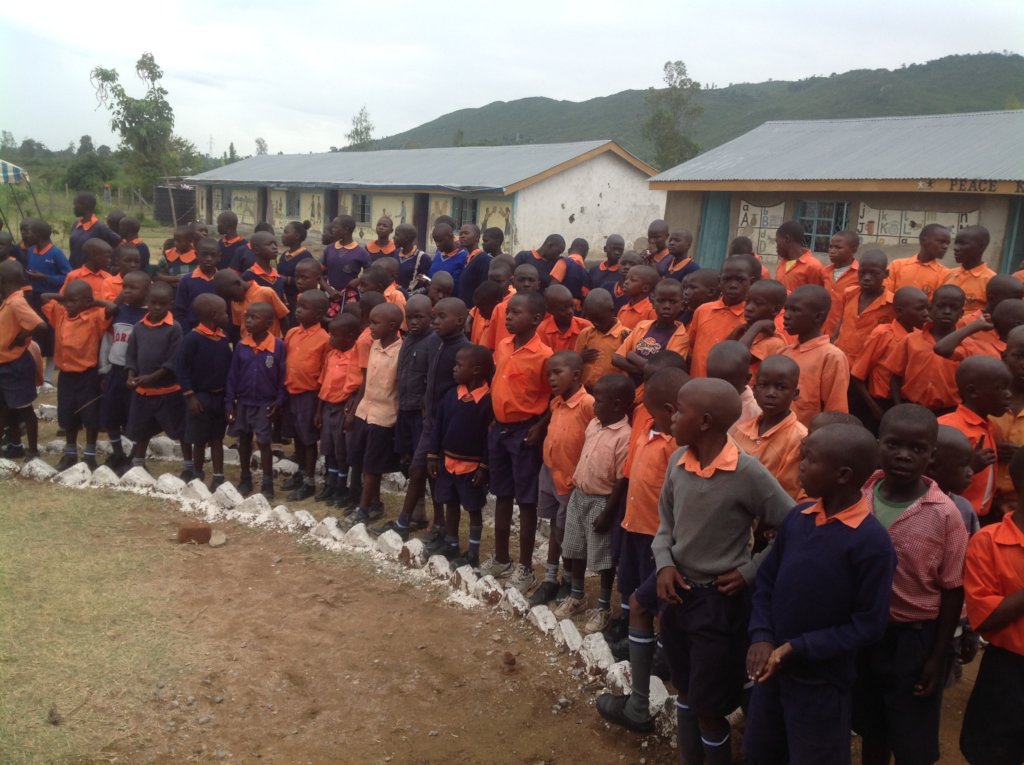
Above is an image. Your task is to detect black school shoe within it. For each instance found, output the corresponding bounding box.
[55,453,78,472]
[236,475,254,496]
[451,549,480,570]
[314,484,336,503]
[280,472,304,492]
[286,483,316,501]
[4,442,25,458]
[528,580,560,607]
[368,520,409,540]
[603,616,629,645]
[595,693,655,734]
[179,467,196,482]
[209,475,226,491]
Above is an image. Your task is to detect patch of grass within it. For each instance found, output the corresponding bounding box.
[0,482,186,764]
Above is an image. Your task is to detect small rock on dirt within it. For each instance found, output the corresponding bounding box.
[89,464,120,487]
[54,461,92,487]
[120,465,156,489]
[209,530,228,548]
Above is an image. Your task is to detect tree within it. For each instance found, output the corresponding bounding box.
[65,152,115,191]
[228,142,238,162]
[642,60,703,170]
[0,131,15,152]
[255,137,268,155]
[91,52,176,189]
[77,135,95,155]
[345,106,374,150]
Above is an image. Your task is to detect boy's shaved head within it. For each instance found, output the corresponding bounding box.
[435,297,468,319]
[728,236,754,255]
[545,283,573,302]
[790,284,831,314]
[706,340,752,384]
[833,230,861,247]
[859,249,888,268]
[955,354,1011,390]
[986,274,1024,303]
[595,373,636,403]
[0,259,26,286]
[689,268,721,289]
[514,263,539,279]
[407,293,432,312]
[358,290,386,313]
[83,238,112,257]
[644,350,687,374]
[758,354,800,384]
[583,287,613,313]
[879,403,938,441]
[549,349,584,372]
[933,284,965,304]
[935,424,973,460]
[748,278,787,307]
[247,301,275,320]
[809,411,863,432]
[296,258,323,274]
[808,424,879,487]
[681,377,743,431]
[513,290,547,317]
[893,286,928,309]
[148,281,175,301]
[193,292,226,317]
[299,289,329,314]
[459,343,495,377]
[630,265,660,288]
[64,279,93,300]
[213,269,243,290]
[431,271,455,291]
[329,312,361,333]
[992,299,1024,337]
[123,269,151,286]
[726,253,761,280]
[645,367,689,409]
[648,219,669,236]
[371,302,404,325]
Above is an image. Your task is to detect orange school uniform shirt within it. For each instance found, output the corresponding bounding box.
[486,289,516,349]
[41,302,109,372]
[617,297,656,331]
[492,333,554,424]
[284,324,330,394]
[990,406,1024,502]
[885,254,950,298]
[616,319,690,360]
[781,335,850,426]
[574,321,630,391]
[537,314,592,353]
[0,290,44,364]
[622,426,677,536]
[733,412,808,501]
[687,299,746,378]
[749,331,788,378]
[543,387,595,495]
[964,512,1024,656]
[468,306,491,347]
[232,283,289,339]
[62,266,117,302]
[944,263,996,314]
[851,321,910,399]
[879,326,979,411]
[834,286,895,363]
[318,347,361,404]
[355,337,403,427]
[939,405,997,516]
[382,283,407,313]
[355,327,373,369]
[775,250,825,292]
[957,308,1005,359]
[822,261,859,336]
[572,416,631,495]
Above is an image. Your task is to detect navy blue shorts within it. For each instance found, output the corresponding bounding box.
[57,367,101,430]
[960,645,1024,765]
[852,620,946,765]
[394,409,423,455]
[101,364,131,429]
[632,568,660,614]
[25,292,54,358]
[435,463,488,512]
[362,423,396,475]
[617,531,656,602]
[487,417,542,504]
[128,390,185,441]
[660,587,751,718]
[319,401,349,465]
[346,416,367,473]
[0,351,37,410]
[744,673,853,765]
[230,402,273,444]
[185,392,226,444]
[283,390,319,446]
[410,414,432,470]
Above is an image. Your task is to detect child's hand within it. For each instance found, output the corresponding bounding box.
[524,423,545,447]
[749,319,776,338]
[426,457,439,480]
[580,348,601,363]
[969,317,995,333]
[343,411,355,431]
[471,466,488,488]
[714,569,747,596]
[656,566,689,604]
[758,643,793,682]
[266,404,280,419]
[226,407,236,424]
[960,628,981,665]
[187,396,204,417]
[997,442,1019,463]
[592,509,614,534]
[746,641,774,681]
[126,373,137,388]
[914,656,945,697]
[26,270,46,281]
[313,412,323,429]
[972,436,996,470]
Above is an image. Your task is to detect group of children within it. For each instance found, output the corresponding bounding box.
[1,202,1023,764]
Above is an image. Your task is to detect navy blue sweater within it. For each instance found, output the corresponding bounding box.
[397,329,434,412]
[218,237,252,271]
[225,337,287,408]
[173,272,218,329]
[428,385,492,466]
[176,329,233,395]
[749,503,897,690]
[514,251,590,301]
[456,251,493,306]
[421,332,470,419]
[125,320,183,381]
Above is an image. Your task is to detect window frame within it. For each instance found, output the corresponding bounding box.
[794,200,850,253]
[351,193,372,226]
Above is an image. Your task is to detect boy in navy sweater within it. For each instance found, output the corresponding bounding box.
[177,293,233,489]
[125,282,185,472]
[100,270,150,473]
[744,423,896,764]
[225,302,287,499]
[427,343,494,567]
[217,211,253,272]
[173,237,220,329]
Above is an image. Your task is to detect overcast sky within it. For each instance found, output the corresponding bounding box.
[2,0,1021,158]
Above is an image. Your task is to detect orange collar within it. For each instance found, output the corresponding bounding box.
[457,382,490,403]
[801,496,871,528]
[120,237,142,246]
[598,261,620,272]
[335,240,359,251]
[466,247,483,263]
[531,249,544,261]
[554,387,589,409]
[284,246,309,261]
[75,214,98,231]
[194,323,225,339]
[668,255,693,273]
[679,441,740,477]
[251,262,278,279]
[142,312,174,328]
[437,247,463,261]
[242,333,276,353]
[165,247,196,264]
[34,243,54,256]
[222,235,243,246]
[367,240,396,255]
[190,266,215,281]
[651,248,670,263]
[960,263,990,277]
[399,247,421,261]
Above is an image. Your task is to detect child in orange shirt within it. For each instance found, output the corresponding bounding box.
[360,264,407,315]
[938,356,1012,519]
[732,278,788,379]
[487,262,538,349]
[575,288,629,392]
[780,285,850,426]
[732,354,807,501]
[613,279,689,380]
[280,291,330,500]
[823,230,861,335]
[688,257,752,377]
[944,226,995,315]
[833,249,895,363]
[885,224,951,297]
[468,280,503,348]
[611,251,644,312]
[616,264,659,330]
[774,220,824,292]
[63,239,117,302]
[537,284,592,351]
[41,280,113,470]
[214,268,289,343]
[680,268,721,327]
[315,314,363,505]
[850,286,930,431]
[0,260,46,460]
[531,351,595,607]
[884,284,973,414]
[991,326,1024,515]
[482,291,553,592]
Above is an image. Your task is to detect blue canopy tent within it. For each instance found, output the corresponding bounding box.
[0,159,44,229]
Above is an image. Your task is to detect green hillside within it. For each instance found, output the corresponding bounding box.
[375,53,1024,168]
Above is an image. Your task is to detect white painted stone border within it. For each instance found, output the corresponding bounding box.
[4,458,679,743]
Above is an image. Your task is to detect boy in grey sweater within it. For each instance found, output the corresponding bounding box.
[653,377,793,765]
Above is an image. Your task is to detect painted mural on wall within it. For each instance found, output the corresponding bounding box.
[479,199,513,238]
[231,189,258,226]
[736,201,786,254]
[303,192,324,231]
[857,205,979,246]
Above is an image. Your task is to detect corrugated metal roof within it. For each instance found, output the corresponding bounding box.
[651,111,1024,182]
[186,140,645,192]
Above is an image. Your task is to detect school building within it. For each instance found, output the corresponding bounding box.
[650,110,1024,272]
[186,141,665,252]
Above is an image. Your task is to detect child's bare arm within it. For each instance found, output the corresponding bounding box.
[933,318,992,357]
[611,352,641,375]
[975,588,1024,636]
[889,375,904,405]
[733,320,776,349]
[39,292,63,304]
[853,377,886,422]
